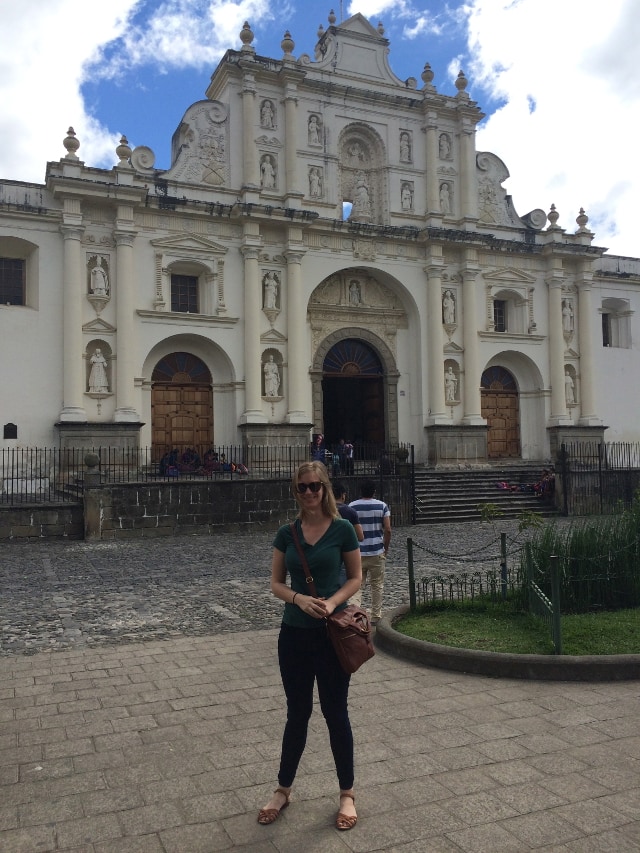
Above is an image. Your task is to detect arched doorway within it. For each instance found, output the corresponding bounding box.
[481,366,520,458]
[321,339,385,447]
[151,352,213,458]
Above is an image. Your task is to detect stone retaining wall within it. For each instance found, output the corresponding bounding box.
[83,478,295,540]
[0,504,84,541]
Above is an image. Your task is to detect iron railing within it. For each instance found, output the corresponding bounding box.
[0,444,414,522]
[558,441,640,516]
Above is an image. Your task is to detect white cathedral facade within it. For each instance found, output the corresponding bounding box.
[1,12,639,466]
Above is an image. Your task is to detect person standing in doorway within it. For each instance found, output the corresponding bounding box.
[349,479,391,625]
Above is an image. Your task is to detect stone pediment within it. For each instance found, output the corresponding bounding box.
[150,235,227,255]
[444,340,463,354]
[83,317,115,334]
[309,13,404,87]
[261,328,287,344]
[484,267,536,285]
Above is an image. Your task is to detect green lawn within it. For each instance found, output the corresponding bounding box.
[394,601,640,655]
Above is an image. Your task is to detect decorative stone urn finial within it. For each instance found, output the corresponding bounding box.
[547,203,560,228]
[63,126,80,160]
[115,135,132,165]
[576,207,589,231]
[328,9,336,25]
[281,30,295,58]
[455,70,468,97]
[239,21,255,51]
[377,21,385,35]
[422,62,435,88]
[317,23,324,39]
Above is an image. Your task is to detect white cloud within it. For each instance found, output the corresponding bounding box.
[0,0,275,182]
[465,0,639,255]
[0,0,138,181]
[92,0,274,77]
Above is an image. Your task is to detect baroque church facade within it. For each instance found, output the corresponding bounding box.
[1,12,639,465]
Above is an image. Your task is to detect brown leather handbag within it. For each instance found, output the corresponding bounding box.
[290,523,375,674]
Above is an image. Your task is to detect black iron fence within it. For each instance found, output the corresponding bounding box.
[0,444,415,524]
[558,442,640,516]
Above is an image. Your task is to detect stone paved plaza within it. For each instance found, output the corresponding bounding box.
[1,522,639,852]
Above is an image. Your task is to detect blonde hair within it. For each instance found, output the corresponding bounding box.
[292,461,339,521]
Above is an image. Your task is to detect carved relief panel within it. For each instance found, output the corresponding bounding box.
[166,100,229,187]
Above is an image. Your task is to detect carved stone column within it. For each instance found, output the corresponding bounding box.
[240,245,266,422]
[114,226,140,422]
[425,262,447,423]
[547,263,570,425]
[576,267,600,425]
[461,259,483,424]
[241,72,258,189]
[424,112,440,216]
[285,248,308,423]
[59,222,87,422]
[283,84,299,197]
[459,120,478,222]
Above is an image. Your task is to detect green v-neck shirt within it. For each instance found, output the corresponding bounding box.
[273,518,359,628]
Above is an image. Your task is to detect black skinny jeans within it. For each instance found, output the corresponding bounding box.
[277,622,354,790]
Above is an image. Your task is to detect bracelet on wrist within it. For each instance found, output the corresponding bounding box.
[292,592,299,606]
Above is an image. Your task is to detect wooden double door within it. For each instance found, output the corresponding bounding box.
[151,353,213,458]
[481,366,520,458]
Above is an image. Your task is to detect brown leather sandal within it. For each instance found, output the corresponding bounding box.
[257,787,291,825]
[336,792,357,831]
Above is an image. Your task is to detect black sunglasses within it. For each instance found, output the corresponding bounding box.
[297,481,323,494]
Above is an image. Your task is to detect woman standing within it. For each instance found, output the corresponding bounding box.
[258,461,362,831]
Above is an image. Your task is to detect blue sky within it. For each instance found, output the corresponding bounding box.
[2,0,638,257]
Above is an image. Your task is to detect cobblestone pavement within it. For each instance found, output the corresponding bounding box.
[0,520,549,656]
[2,520,640,853]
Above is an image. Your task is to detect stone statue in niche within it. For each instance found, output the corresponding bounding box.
[350,172,371,218]
[399,132,412,163]
[445,366,458,402]
[260,99,275,129]
[260,154,276,189]
[440,182,452,215]
[263,271,280,310]
[442,290,456,325]
[88,258,110,296]
[401,182,413,211]
[565,369,575,405]
[439,132,452,160]
[88,348,109,393]
[263,355,280,397]
[308,166,322,198]
[562,300,574,334]
[440,181,451,216]
[349,280,361,306]
[308,114,321,145]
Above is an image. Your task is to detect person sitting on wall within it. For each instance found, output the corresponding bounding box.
[179,448,201,472]
[202,449,221,473]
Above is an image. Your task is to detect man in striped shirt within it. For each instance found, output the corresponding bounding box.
[349,480,392,625]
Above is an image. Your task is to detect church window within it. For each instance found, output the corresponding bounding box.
[171,274,198,313]
[0,258,25,305]
[494,299,507,332]
[601,298,631,348]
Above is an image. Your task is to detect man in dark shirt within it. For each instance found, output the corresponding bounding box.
[333,482,364,586]
[332,482,364,543]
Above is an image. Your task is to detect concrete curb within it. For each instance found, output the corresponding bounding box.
[375,604,640,682]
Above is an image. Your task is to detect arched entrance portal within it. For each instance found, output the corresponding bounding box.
[321,339,385,447]
[151,352,212,458]
[481,366,520,458]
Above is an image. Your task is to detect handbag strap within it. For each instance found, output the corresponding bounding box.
[289,522,319,598]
